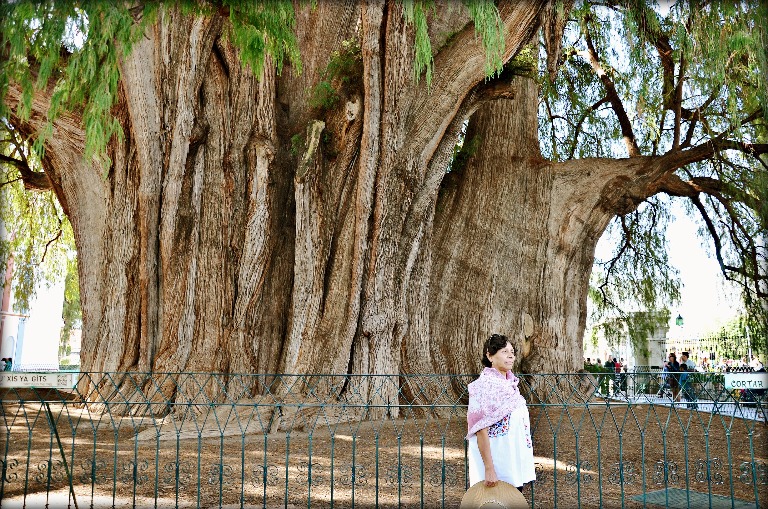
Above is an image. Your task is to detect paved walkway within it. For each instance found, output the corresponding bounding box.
[603,393,767,422]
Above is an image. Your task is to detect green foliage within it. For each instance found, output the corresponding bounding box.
[507,45,537,77]
[703,314,766,360]
[402,0,435,85]
[447,131,481,174]
[223,0,300,77]
[402,0,505,87]
[0,1,301,161]
[0,131,75,313]
[59,255,81,361]
[290,132,306,158]
[0,1,159,161]
[310,81,338,110]
[310,39,362,111]
[463,0,505,77]
[582,362,610,374]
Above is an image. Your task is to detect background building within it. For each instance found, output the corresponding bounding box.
[585,311,670,369]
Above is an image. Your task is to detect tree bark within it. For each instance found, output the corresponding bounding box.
[430,73,691,378]
[10,2,680,408]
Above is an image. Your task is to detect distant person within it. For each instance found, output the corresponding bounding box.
[679,363,696,407]
[657,353,679,399]
[603,358,615,395]
[620,364,628,394]
[613,358,622,396]
[666,353,681,402]
[3,358,12,371]
[681,352,696,371]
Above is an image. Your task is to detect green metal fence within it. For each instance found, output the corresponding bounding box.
[0,372,766,508]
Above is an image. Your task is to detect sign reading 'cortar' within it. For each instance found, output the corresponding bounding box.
[0,372,75,389]
[724,372,768,390]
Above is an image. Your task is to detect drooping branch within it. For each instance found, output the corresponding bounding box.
[655,173,767,298]
[681,85,721,148]
[39,221,63,264]
[578,18,641,156]
[568,96,610,159]
[0,153,52,191]
[597,214,632,302]
[0,123,52,191]
[689,194,767,297]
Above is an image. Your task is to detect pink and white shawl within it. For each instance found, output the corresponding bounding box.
[466,367,527,439]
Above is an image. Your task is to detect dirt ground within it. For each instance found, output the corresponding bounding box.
[1,399,766,508]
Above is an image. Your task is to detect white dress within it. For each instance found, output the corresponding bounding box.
[467,405,536,487]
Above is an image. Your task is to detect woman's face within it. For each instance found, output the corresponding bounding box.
[487,342,516,373]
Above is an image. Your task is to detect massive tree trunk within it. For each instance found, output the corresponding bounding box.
[8,1,699,405]
[429,73,707,376]
[431,75,617,376]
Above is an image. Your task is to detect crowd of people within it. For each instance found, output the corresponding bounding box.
[584,351,766,405]
[584,353,764,373]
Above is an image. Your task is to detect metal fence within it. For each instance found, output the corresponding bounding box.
[0,372,766,509]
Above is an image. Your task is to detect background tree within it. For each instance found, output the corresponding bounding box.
[542,1,768,355]
[0,119,74,313]
[0,0,765,406]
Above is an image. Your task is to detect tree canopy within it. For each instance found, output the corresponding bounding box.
[537,1,768,349]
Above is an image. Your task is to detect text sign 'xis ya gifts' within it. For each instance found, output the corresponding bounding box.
[0,372,75,389]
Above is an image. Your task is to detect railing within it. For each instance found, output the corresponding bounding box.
[0,372,765,508]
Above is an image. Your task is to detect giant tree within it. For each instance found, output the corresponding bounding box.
[1,0,765,404]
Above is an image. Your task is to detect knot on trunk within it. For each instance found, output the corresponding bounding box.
[295,120,325,182]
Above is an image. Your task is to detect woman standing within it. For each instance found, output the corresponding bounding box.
[466,334,536,490]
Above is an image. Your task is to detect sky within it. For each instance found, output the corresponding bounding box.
[663,201,742,337]
[593,199,742,340]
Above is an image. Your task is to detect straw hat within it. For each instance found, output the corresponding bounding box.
[460,481,528,509]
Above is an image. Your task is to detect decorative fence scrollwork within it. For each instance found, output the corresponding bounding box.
[607,461,636,486]
[694,458,724,485]
[739,461,768,486]
[652,460,679,485]
[385,464,414,487]
[1,458,19,483]
[565,461,594,485]
[160,460,194,488]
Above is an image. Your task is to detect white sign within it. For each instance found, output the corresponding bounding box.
[0,372,75,389]
[724,372,768,390]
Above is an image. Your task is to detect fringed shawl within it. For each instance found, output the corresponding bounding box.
[466,367,527,439]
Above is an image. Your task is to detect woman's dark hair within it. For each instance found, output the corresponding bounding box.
[481,334,515,368]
